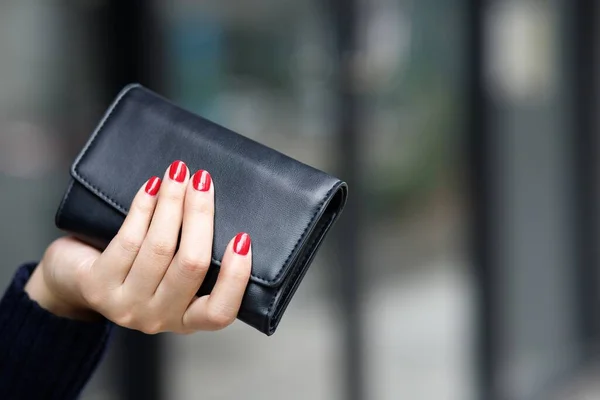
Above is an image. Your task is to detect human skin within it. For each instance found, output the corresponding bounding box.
[25,160,252,334]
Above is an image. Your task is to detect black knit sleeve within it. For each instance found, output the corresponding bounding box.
[0,263,113,400]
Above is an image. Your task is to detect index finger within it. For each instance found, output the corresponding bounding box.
[94,176,161,287]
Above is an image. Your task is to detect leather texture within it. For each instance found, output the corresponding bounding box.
[55,84,348,335]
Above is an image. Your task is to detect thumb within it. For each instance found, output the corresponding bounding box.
[41,236,101,306]
[44,236,101,273]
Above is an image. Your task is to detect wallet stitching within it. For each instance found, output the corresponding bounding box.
[72,83,140,187]
[70,83,338,285]
[77,176,129,214]
[71,83,141,216]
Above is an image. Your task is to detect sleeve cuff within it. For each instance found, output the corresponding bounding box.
[0,262,114,400]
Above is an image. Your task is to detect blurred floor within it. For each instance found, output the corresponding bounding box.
[551,362,600,400]
[164,261,473,400]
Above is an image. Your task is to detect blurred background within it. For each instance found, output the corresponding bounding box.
[0,0,599,399]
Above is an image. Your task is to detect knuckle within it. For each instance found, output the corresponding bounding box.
[82,290,105,311]
[206,306,236,330]
[224,265,251,284]
[150,238,176,258]
[141,321,165,335]
[189,199,213,216]
[162,188,185,203]
[117,234,143,255]
[114,311,136,328]
[178,254,210,279]
[132,199,155,216]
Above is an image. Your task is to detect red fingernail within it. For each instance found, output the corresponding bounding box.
[169,160,187,182]
[192,170,212,192]
[233,233,251,256]
[145,176,161,196]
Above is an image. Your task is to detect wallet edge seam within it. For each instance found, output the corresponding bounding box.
[265,208,336,335]
[262,182,339,286]
[55,179,75,229]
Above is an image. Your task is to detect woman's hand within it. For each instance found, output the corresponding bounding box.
[25,160,252,334]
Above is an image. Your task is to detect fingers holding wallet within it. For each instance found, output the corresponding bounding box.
[85,176,161,299]
[182,232,252,332]
[124,160,190,297]
[71,160,252,335]
[155,169,215,313]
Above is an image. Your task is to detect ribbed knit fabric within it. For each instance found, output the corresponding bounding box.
[0,263,113,400]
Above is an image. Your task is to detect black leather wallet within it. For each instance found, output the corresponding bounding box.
[54,84,347,335]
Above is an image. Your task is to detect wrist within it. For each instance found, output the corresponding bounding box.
[24,262,101,322]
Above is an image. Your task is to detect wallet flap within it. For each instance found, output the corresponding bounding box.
[70,84,345,288]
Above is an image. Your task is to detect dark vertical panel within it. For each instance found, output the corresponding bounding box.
[465,0,495,399]
[467,0,599,398]
[93,1,165,399]
[96,0,165,96]
[327,1,365,400]
[569,0,599,351]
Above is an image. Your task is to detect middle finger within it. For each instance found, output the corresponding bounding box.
[123,160,189,296]
[154,169,215,310]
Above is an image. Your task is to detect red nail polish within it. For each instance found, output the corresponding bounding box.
[233,233,251,256]
[192,170,212,192]
[169,160,187,182]
[145,176,161,196]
